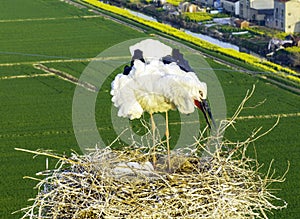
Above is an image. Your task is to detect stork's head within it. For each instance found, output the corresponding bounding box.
[193,83,216,129]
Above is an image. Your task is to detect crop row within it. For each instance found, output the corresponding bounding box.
[83,0,299,84]
[183,12,212,22]
[285,46,300,53]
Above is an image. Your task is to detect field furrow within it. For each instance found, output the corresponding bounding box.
[0,73,54,80]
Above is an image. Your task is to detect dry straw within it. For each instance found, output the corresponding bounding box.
[15,87,288,218]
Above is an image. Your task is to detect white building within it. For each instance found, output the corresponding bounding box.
[221,0,240,16]
[250,0,274,9]
[240,0,274,25]
[196,0,217,8]
[273,0,300,33]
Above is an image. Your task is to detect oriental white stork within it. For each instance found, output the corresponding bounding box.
[111,39,214,170]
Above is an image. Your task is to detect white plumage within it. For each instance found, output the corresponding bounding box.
[110,39,212,170]
[111,59,207,119]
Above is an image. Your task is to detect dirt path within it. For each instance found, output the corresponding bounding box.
[33,64,98,92]
[72,0,300,95]
[61,0,87,9]
[236,112,300,120]
[167,112,300,126]
[0,56,130,67]
[0,15,102,23]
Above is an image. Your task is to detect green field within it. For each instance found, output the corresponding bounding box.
[0,0,300,218]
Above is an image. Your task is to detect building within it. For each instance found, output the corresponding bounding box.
[196,0,218,8]
[273,0,300,33]
[221,0,240,16]
[179,2,203,12]
[233,19,250,28]
[240,0,274,25]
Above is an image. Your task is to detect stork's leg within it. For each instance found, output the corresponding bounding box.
[150,113,156,168]
[165,111,171,171]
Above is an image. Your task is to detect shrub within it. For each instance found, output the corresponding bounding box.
[183,12,212,22]
[166,0,182,6]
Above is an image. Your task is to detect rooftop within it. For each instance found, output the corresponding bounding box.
[223,0,239,3]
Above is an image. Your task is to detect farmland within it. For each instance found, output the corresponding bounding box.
[0,0,300,218]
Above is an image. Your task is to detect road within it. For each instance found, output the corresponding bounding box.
[67,0,300,94]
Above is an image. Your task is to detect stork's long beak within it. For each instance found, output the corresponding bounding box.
[194,99,216,129]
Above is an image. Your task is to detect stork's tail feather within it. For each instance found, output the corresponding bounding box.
[162,49,193,72]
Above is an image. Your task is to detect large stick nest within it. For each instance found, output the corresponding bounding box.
[16,88,288,218]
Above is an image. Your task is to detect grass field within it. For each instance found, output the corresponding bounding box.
[0,0,300,218]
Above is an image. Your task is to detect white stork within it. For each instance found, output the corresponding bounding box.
[111,39,214,170]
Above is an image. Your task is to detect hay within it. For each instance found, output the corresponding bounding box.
[15,88,288,218]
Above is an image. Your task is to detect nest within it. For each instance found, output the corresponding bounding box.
[16,135,288,218]
[15,88,288,218]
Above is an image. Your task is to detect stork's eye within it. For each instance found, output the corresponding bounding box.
[199,91,203,98]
